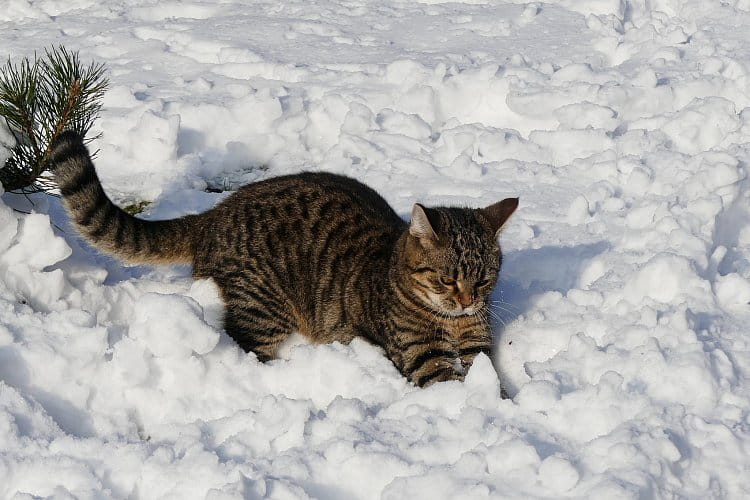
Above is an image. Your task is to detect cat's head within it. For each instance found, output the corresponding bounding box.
[400,198,518,316]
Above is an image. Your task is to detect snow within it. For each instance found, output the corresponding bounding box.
[2,0,750,498]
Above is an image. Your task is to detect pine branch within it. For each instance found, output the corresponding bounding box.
[0,45,109,193]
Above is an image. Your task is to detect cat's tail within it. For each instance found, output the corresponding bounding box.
[49,131,200,265]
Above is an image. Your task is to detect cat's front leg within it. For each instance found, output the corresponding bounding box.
[456,334,511,399]
[394,343,464,388]
[456,338,492,373]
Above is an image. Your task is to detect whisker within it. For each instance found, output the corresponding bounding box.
[491,305,518,318]
[489,299,521,312]
[485,308,508,328]
[416,303,446,345]
[476,309,491,330]
[488,302,521,317]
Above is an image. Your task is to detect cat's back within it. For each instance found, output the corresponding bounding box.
[221,171,403,231]
[239,172,400,222]
[195,171,405,273]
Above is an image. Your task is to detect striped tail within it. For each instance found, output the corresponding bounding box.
[49,131,199,265]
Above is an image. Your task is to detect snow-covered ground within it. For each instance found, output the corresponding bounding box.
[2,0,750,498]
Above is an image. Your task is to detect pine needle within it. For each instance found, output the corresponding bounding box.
[0,46,109,193]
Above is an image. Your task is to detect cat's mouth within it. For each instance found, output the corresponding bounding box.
[444,305,480,317]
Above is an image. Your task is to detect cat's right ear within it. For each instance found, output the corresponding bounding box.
[409,203,439,244]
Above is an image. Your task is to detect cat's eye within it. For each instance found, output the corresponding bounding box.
[476,279,491,288]
[440,276,456,286]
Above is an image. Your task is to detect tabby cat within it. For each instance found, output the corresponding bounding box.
[49,131,518,390]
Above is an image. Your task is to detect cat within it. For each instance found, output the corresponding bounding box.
[49,131,518,390]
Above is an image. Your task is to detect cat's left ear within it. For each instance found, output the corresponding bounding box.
[481,198,519,235]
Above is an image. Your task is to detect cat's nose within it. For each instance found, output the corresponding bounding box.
[457,292,473,307]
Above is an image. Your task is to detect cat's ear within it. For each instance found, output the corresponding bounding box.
[481,198,519,235]
[409,203,439,244]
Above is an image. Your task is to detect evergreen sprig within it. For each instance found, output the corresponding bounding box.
[0,46,108,193]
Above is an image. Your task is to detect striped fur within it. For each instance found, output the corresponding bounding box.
[50,133,199,265]
[50,131,518,390]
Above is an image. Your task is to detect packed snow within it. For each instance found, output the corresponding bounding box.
[2,0,750,498]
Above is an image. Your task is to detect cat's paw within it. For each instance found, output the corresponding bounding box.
[416,360,465,387]
[421,370,464,388]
